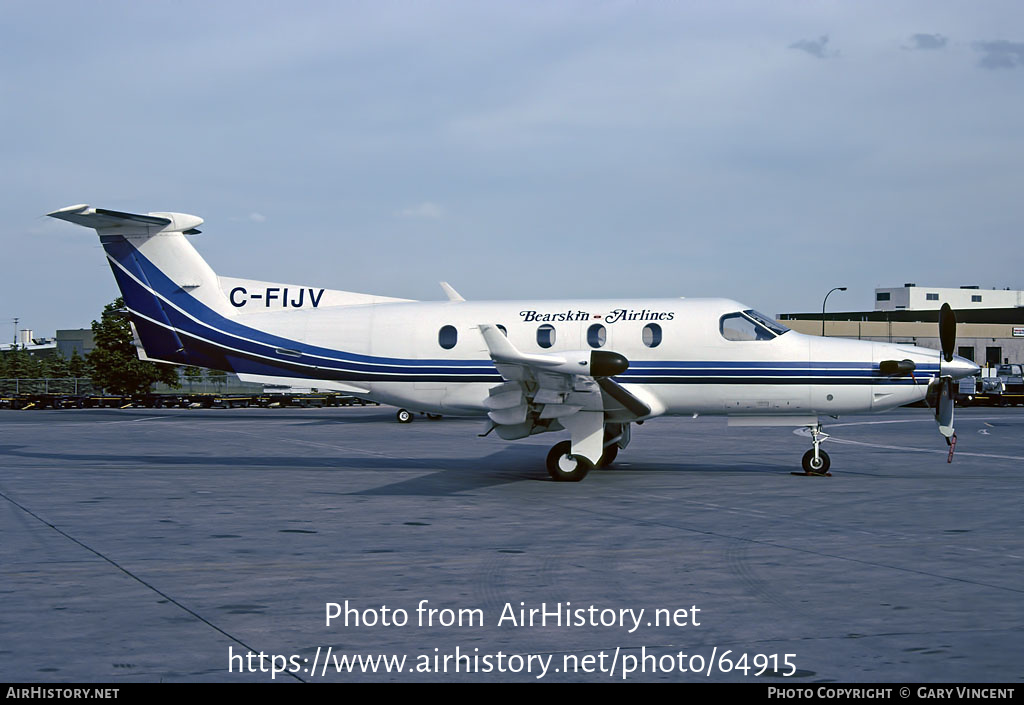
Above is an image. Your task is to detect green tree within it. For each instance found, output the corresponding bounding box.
[42,351,70,379]
[181,365,203,390]
[206,368,228,389]
[6,347,42,379]
[68,349,90,378]
[86,297,180,395]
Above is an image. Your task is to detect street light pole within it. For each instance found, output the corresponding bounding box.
[822,287,847,337]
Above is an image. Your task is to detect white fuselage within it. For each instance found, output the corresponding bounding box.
[42,206,948,427]
[232,296,940,419]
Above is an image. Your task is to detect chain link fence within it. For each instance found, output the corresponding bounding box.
[0,378,98,395]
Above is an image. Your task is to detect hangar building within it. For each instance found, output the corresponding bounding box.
[779,284,1024,369]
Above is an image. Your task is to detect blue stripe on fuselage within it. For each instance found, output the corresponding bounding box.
[102,236,939,385]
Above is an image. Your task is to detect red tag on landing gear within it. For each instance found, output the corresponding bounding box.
[947,433,957,464]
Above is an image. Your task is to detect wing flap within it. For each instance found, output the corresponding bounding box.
[476,323,654,448]
[484,383,527,410]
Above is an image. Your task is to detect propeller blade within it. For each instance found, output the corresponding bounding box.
[935,378,955,440]
[939,303,956,363]
[925,378,939,409]
[933,304,970,458]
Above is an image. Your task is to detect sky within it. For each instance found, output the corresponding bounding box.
[3,1,1023,341]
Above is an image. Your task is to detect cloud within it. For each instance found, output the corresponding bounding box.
[228,212,267,223]
[788,35,834,59]
[907,33,948,51]
[974,40,1024,69]
[397,202,444,219]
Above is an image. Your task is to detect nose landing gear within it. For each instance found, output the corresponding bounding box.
[794,424,832,476]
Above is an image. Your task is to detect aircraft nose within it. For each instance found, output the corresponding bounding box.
[941,354,980,380]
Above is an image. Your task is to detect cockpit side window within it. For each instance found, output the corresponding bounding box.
[720,311,786,341]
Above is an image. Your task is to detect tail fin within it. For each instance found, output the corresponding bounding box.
[49,204,238,367]
[48,204,415,375]
[49,204,233,313]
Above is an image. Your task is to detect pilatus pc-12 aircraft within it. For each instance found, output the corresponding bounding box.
[50,204,980,481]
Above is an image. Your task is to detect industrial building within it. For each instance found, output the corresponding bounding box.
[55,329,95,358]
[0,329,93,359]
[780,284,1024,368]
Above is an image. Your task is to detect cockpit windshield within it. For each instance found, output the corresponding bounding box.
[720,310,790,342]
[745,310,790,336]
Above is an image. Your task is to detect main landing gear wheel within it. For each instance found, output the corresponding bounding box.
[598,444,618,468]
[396,408,413,423]
[798,449,831,476]
[546,440,593,482]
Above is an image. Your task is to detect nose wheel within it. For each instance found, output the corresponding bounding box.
[793,424,832,476]
[799,448,831,475]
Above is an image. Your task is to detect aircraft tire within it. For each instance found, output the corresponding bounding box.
[801,448,831,475]
[598,444,618,468]
[396,408,413,423]
[546,441,592,482]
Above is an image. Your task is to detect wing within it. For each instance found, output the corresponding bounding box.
[478,323,654,464]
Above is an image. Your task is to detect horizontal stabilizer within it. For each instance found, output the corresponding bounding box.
[48,204,203,234]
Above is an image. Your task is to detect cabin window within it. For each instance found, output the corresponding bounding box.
[876,292,890,301]
[642,323,662,348]
[587,323,607,348]
[972,295,982,303]
[438,325,458,349]
[537,324,556,348]
[926,293,939,301]
[719,310,787,341]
